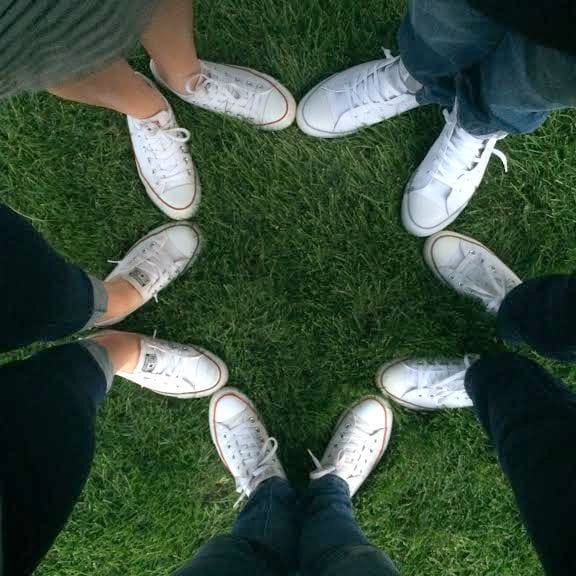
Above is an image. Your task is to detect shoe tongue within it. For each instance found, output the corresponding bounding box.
[376,59,409,99]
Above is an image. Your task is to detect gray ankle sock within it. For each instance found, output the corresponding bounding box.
[80,340,115,392]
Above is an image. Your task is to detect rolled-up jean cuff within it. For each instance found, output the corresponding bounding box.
[84,275,108,329]
[80,340,115,391]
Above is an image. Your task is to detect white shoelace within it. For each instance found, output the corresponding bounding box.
[448,248,515,313]
[230,434,279,508]
[109,237,180,302]
[139,342,193,390]
[308,420,380,482]
[186,68,271,119]
[347,49,405,110]
[137,121,192,188]
[413,356,476,403]
[436,109,508,191]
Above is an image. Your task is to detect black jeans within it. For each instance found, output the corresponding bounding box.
[464,276,576,576]
[0,205,111,576]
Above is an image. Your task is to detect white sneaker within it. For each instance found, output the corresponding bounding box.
[151,60,296,131]
[210,388,287,507]
[97,222,202,327]
[424,231,521,314]
[127,99,200,220]
[112,332,228,398]
[297,50,422,138]
[402,105,508,236]
[377,357,477,410]
[308,397,393,497]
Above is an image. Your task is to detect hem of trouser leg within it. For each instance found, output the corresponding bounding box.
[82,275,108,330]
[80,340,115,392]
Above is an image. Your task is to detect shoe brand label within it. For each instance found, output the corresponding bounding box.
[129,267,150,288]
[143,354,157,373]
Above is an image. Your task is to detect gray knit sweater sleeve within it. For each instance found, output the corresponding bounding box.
[0,0,160,98]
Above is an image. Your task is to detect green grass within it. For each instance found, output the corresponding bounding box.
[2,0,576,574]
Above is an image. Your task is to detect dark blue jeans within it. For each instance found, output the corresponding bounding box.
[399,0,576,135]
[176,475,399,576]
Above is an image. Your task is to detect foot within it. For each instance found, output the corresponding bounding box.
[377,357,477,410]
[402,105,508,236]
[127,96,200,220]
[297,50,421,138]
[95,331,228,398]
[151,60,296,131]
[424,231,521,314]
[91,330,228,399]
[308,397,393,497]
[210,388,287,507]
[97,222,202,326]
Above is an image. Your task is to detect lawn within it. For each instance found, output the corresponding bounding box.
[2,1,576,575]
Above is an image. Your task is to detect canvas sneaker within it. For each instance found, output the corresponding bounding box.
[377,357,478,410]
[128,98,200,220]
[210,388,287,507]
[151,60,296,130]
[402,105,508,236]
[102,331,228,398]
[424,231,521,314]
[97,222,202,327]
[297,50,422,138]
[308,397,393,497]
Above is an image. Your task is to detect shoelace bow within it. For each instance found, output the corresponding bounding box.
[415,356,476,403]
[436,109,508,191]
[186,68,271,117]
[348,49,400,109]
[138,121,192,185]
[308,418,380,481]
[448,248,515,313]
[108,237,180,303]
[231,431,280,509]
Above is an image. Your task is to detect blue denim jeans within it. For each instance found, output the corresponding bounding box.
[399,0,576,135]
[176,475,399,576]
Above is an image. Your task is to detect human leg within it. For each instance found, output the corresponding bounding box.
[49,58,166,118]
[175,478,297,576]
[497,274,576,362]
[399,0,505,108]
[49,59,199,219]
[465,353,576,575]
[400,8,576,235]
[0,208,201,350]
[0,342,110,576]
[296,0,503,138]
[143,0,295,130]
[174,389,299,575]
[300,398,398,576]
[0,204,106,350]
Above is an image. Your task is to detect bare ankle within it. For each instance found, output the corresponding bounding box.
[101,279,143,323]
[92,332,142,373]
[156,60,202,93]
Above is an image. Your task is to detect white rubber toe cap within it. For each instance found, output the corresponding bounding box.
[211,389,251,423]
[297,87,341,137]
[165,223,201,259]
[159,182,201,220]
[350,397,389,431]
